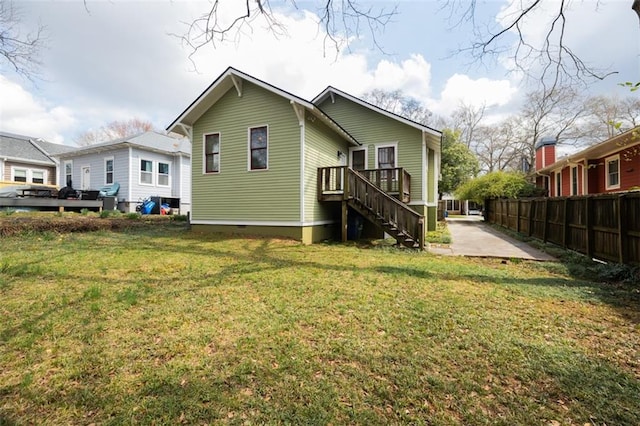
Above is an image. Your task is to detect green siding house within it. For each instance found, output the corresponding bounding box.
[167,67,441,247]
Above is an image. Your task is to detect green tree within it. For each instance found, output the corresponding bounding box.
[455,171,540,204]
[439,129,479,198]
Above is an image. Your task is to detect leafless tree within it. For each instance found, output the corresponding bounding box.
[179,0,397,60]
[0,0,46,80]
[442,0,633,90]
[75,118,156,146]
[473,119,524,173]
[362,89,432,125]
[451,102,485,148]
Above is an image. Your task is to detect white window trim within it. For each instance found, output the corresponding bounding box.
[64,160,73,187]
[555,171,562,197]
[605,154,621,190]
[374,142,398,169]
[104,157,114,185]
[11,166,47,184]
[349,146,368,170]
[203,132,221,174]
[248,125,269,171]
[157,161,170,187]
[570,166,578,196]
[139,158,154,186]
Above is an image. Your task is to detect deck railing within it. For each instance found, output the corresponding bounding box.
[317,166,424,249]
[318,166,411,202]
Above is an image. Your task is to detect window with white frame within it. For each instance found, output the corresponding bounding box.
[13,168,27,183]
[64,161,72,187]
[606,155,620,190]
[140,159,153,185]
[204,133,220,173]
[158,162,169,186]
[105,158,114,185]
[249,126,268,170]
[571,166,578,196]
[555,171,562,196]
[32,170,44,184]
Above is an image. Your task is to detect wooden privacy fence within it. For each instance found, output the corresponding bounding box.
[485,193,640,264]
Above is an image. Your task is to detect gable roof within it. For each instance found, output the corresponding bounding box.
[0,131,76,165]
[56,131,190,158]
[537,127,640,174]
[312,86,442,137]
[166,67,359,146]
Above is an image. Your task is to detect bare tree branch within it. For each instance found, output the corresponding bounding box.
[0,0,46,80]
[443,0,621,90]
[174,0,397,67]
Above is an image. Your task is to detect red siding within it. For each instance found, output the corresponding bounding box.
[544,146,556,168]
[561,167,571,196]
[590,149,640,193]
[535,149,543,170]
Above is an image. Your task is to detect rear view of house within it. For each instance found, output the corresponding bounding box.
[167,67,441,246]
[55,132,191,213]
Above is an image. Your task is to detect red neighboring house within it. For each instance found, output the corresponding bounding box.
[534,128,640,196]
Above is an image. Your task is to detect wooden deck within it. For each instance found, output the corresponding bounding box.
[0,197,104,212]
[318,166,424,249]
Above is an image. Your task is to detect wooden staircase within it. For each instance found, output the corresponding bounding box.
[318,167,425,249]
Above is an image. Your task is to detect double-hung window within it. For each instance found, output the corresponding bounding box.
[64,161,73,187]
[13,169,27,183]
[140,159,153,185]
[158,162,169,186]
[249,126,268,170]
[204,133,220,173]
[606,155,620,190]
[32,170,44,184]
[105,158,114,185]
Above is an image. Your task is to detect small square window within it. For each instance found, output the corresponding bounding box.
[13,169,27,183]
[32,170,44,184]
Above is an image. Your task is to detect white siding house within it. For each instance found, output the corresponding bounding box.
[56,132,191,213]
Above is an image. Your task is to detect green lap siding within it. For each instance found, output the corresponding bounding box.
[303,116,351,223]
[192,82,301,222]
[317,96,425,203]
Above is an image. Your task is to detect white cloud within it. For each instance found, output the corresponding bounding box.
[0,76,75,143]
[428,73,518,117]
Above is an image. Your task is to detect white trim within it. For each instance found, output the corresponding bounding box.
[374,142,398,169]
[63,160,73,187]
[81,165,91,190]
[248,125,269,171]
[348,146,368,169]
[10,166,49,184]
[299,114,305,223]
[104,156,114,185]
[312,87,442,137]
[605,154,621,190]
[422,144,427,202]
[190,219,336,227]
[570,165,578,196]
[203,132,221,174]
[139,158,154,186]
[157,161,170,188]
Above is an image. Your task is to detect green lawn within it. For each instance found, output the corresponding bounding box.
[1,220,639,425]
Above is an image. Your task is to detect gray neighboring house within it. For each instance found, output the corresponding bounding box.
[0,131,76,187]
[55,132,191,213]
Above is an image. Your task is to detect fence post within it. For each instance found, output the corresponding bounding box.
[562,198,569,248]
[618,194,626,263]
[528,200,534,237]
[516,199,521,233]
[585,196,593,259]
[542,198,549,243]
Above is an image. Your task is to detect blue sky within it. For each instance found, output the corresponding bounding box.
[1,0,638,144]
